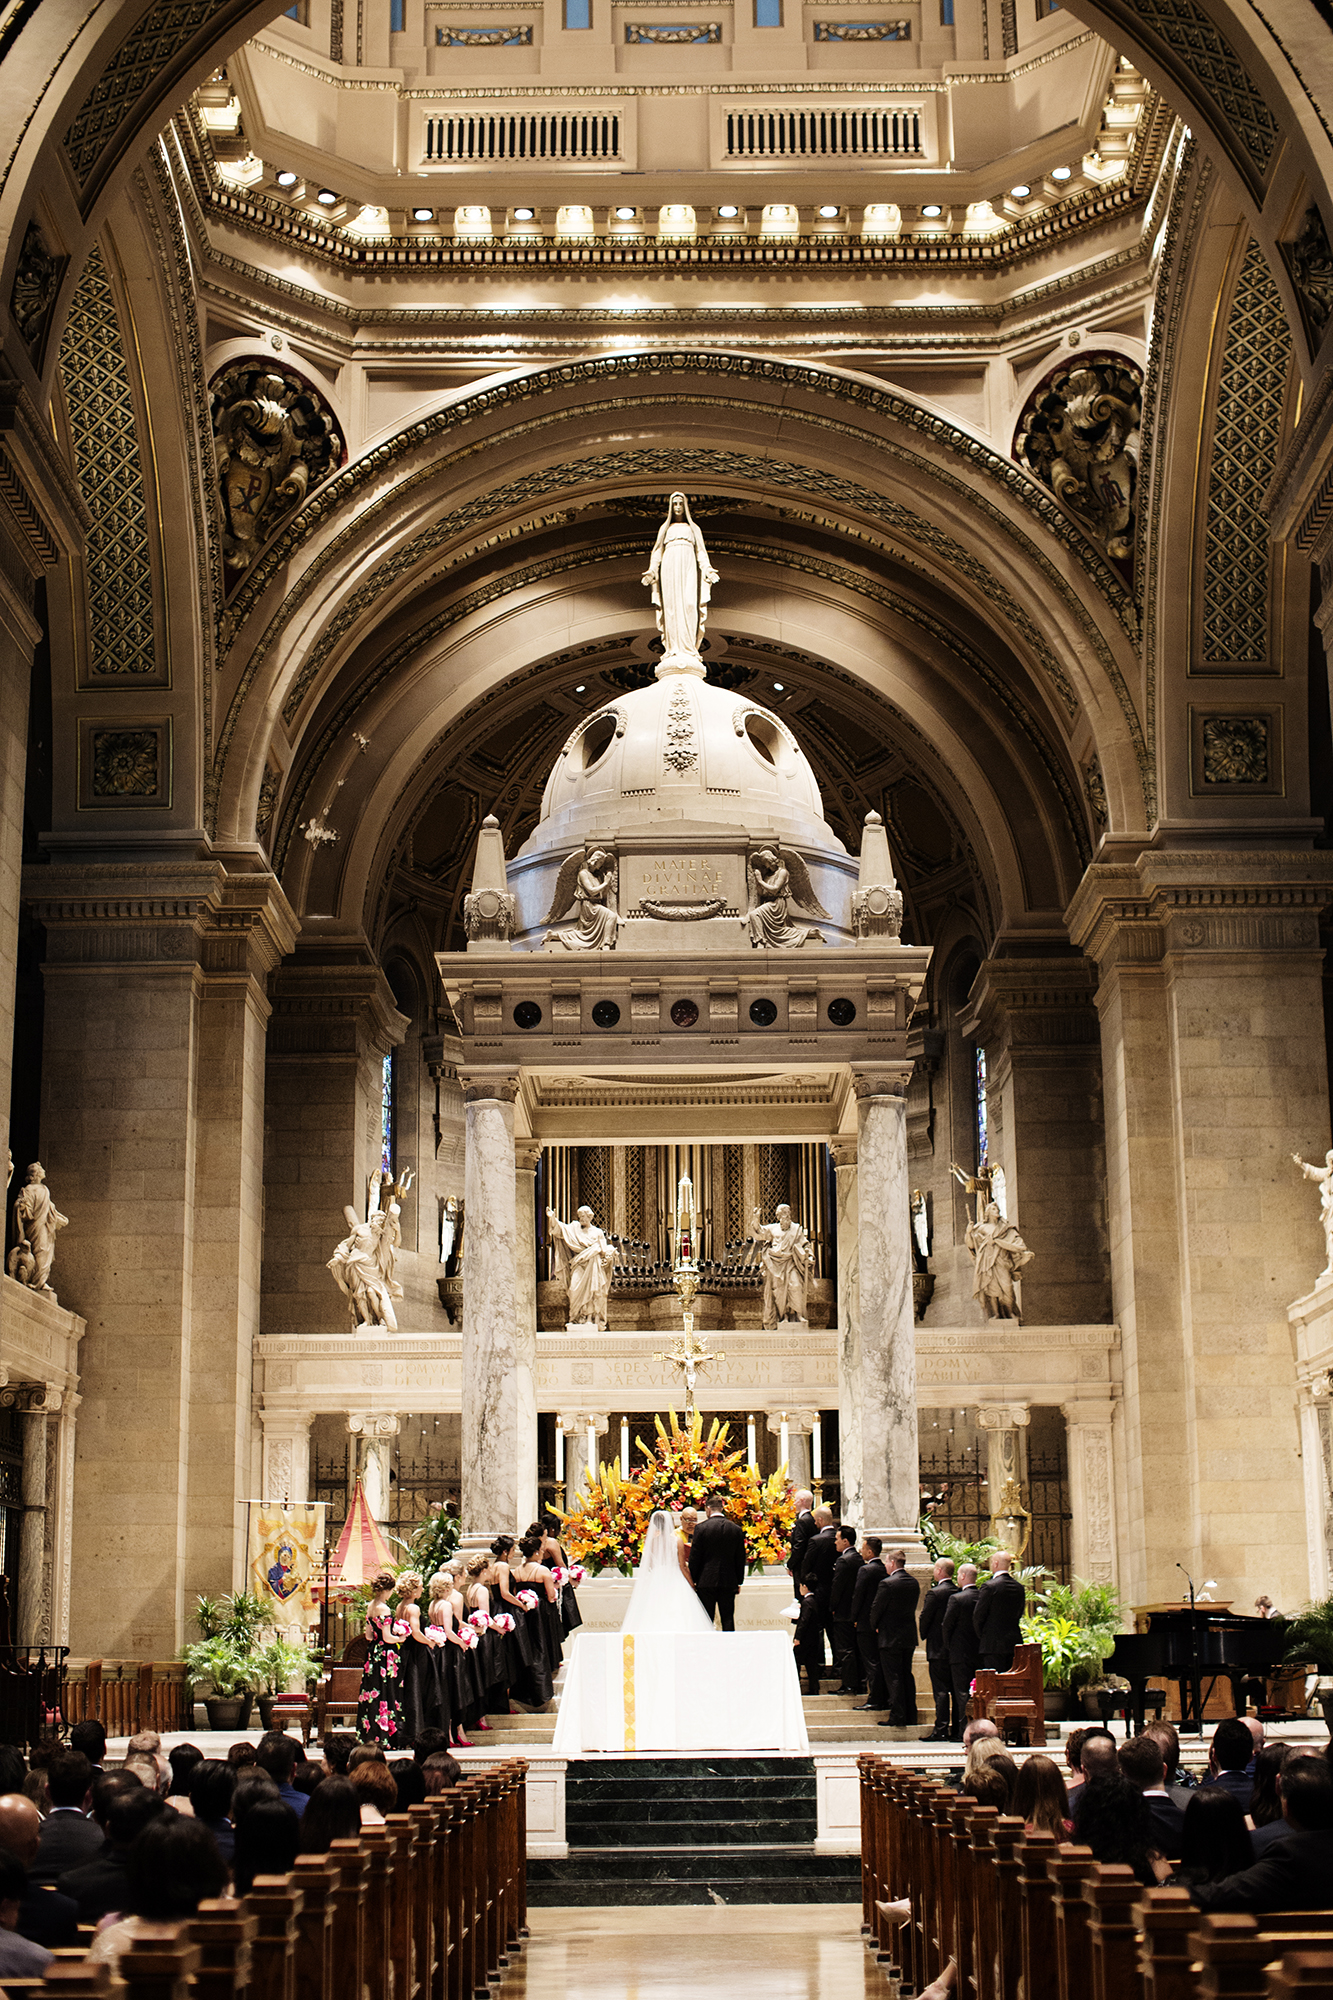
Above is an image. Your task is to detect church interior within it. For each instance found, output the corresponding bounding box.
[0,0,1332,1976]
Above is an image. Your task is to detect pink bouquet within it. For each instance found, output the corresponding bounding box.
[425,1623,449,1642]
[456,1625,479,1651]
[551,1565,569,1586]
[515,1589,539,1612]
[491,1612,516,1635]
[390,1619,411,1639]
[568,1564,587,1586]
[467,1610,492,1633]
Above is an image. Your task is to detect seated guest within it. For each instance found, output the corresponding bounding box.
[1169,1789,1253,1889]
[961,1719,999,1753]
[1252,1750,1326,1856]
[1012,1754,1072,1838]
[422,1754,462,1796]
[962,1753,1017,1812]
[296,1777,361,1854]
[125,1732,168,1794]
[58,1787,165,1924]
[230,1769,280,1826]
[0,1851,53,1980]
[322,1733,356,1776]
[166,1745,203,1814]
[1070,1729,1120,1831]
[32,1751,102,1883]
[226,1742,257,1770]
[69,1722,106,1772]
[87,1813,228,1966]
[121,1756,161,1795]
[233,1800,300,1897]
[1249,1741,1289,1830]
[349,1761,399,1826]
[0,1750,23,1800]
[188,1761,237,1867]
[0,1795,77,1945]
[1191,1758,1333,1912]
[1119,1733,1186,1859]
[1063,1727,1093,1796]
[347,1745,387,1772]
[1203,1718,1256,1804]
[1078,1772,1168,1886]
[254,1733,308,1819]
[1145,1720,1196,1803]
[412,1729,452,1765]
[292,1762,324,1798]
[393,1761,426,1812]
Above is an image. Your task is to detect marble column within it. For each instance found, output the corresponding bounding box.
[51,1391,80,1645]
[1062,1401,1119,1586]
[515,1143,541,1529]
[765,1410,815,1495]
[851,1065,918,1537]
[976,1402,1030,1524]
[261,1412,315,1506]
[460,1070,519,1534]
[348,1414,400,1523]
[16,1388,55,1644]
[830,1141,861,1527]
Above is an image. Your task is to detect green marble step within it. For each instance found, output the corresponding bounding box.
[527,1845,860,1906]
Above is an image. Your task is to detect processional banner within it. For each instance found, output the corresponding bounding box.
[247,1502,326,1629]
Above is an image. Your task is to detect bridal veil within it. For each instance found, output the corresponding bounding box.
[619,1509,715,1635]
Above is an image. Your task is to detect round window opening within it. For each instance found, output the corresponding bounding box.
[744,714,780,766]
[513,1001,543,1030]
[827,997,857,1026]
[670,998,700,1028]
[749,998,778,1027]
[591,999,622,1029]
[581,713,618,770]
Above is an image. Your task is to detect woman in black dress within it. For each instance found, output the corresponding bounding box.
[531,1519,583,1637]
[517,1533,563,1689]
[482,1538,543,1709]
[394,1571,445,1741]
[356,1567,408,1746]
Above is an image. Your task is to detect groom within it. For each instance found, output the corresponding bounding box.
[688,1493,747,1631]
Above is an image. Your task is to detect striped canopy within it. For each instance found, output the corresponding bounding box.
[326,1476,394,1590]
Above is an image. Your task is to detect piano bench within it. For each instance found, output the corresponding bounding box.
[1098,1687,1165,1729]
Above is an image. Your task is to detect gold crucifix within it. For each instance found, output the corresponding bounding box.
[653,1325,726,1422]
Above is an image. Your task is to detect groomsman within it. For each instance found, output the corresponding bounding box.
[974,1551,1026,1671]
[870,1548,920,1728]
[788,1490,817,1585]
[829,1526,864,1694]
[942,1561,982,1739]
[918,1557,958,1741]
[851,1537,887,1710]
[801,1508,838,1680]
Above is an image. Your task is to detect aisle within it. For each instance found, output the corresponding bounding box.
[498,1906,884,2000]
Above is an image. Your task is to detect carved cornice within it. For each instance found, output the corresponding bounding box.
[268,961,408,1060]
[24,861,296,979]
[962,956,1101,1052]
[850,1067,912,1100]
[1066,852,1333,966]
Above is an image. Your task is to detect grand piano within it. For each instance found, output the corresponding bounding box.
[1106,1606,1288,1734]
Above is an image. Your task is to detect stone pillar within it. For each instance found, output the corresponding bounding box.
[976,1402,1031,1528]
[1291,1279,1333,1602]
[851,1065,918,1537]
[962,958,1109,1324]
[1068,850,1333,1611]
[515,1142,541,1529]
[15,1387,54,1644]
[460,1070,519,1534]
[765,1409,815,1494]
[260,1411,315,1506]
[51,1390,79,1644]
[831,1140,861,1527]
[347,1414,400,1524]
[1063,1402,1120,1586]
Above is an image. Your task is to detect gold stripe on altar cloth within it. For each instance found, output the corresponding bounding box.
[622,1634,636,1751]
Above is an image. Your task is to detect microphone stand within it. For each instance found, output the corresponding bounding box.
[1177,1562,1203,1735]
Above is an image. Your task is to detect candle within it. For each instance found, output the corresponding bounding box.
[587,1420,596,1477]
[779,1414,789,1468]
[620,1419,629,1478]
[746,1414,757,1470]
[555,1422,564,1482]
[812,1416,822,1481]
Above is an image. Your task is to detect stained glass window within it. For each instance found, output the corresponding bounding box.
[975,1045,988,1169]
[380,1052,395,1181]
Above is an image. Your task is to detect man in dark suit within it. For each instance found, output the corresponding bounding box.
[787,1491,817,1587]
[1119,1732,1186,1859]
[58,1784,164,1924]
[0,1796,78,1947]
[851,1537,887,1710]
[869,1547,920,1729]
[973,1551,1026,1671]
[918,1557,958,1741]
[31,1753,102,1886]
[1191,1760,1333,1911]
[941,1560,982,1740]
[688,1493,747,1631]
[801,1508,838,1682]
[829,1526,864,1694]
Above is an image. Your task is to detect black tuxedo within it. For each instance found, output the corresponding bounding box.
[1191,1828,1333,1913]
[942,1582,982,1737]
[851,1558,888,1707]
[32,1810,103,1886]
[800,1527,838,1681]
[869,1566,920,1726]
[688,1512,747,1631]
[788,1510,816,1585]
[830,1547,864,1692]
[973,1571,1026,1671]
[918,1578,959,1736]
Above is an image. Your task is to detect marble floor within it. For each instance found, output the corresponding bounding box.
[499,1907,886,2000]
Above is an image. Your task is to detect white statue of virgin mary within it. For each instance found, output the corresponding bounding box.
[641,493,719,669]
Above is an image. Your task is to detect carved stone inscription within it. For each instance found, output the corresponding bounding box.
[624,852,742,913]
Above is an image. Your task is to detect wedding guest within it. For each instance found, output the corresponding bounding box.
[349,1761,398,1826]
[32,1752,101,1883]
[870,1549,919,1730]
[515,1535,562,1700]
[962,1752,1017,1812]
[830,1526,865,1695]
[788,1490,816,1585]
[851,1538,887,1711]
[254,1733,308,1819]
[186,1762,236,1867]
[793,1582,826,1698]
[1249,1741,1290,1830]
[961,1718,999,1753]
[1064,1727,1093,1795]
[233,1800,299,1897]
[412,1729,451,1764]
[422,1755,461,1795]
[1119,1732,1186,1858]
[69,1722,106,1772]
[426,1570,476,1748]
[125,1732,168,1794]
[393,1762,426,1811]
[120,1756,161,1796]
[0,1795,77,1946]
[1202,1719,1256,1805]
[1145,1720,1197,1802]
[86,1813,228,1968]
[394,1569,446,1738]
[676,1510,698,1582]
[297,1777,361,1854]
[230,1769,279,1825]
[1252,1749,1324,1855]
[166,1746,202,1814]
[919,1559,958,1741]
[1078,1772,1167,1886]
[942,1565,983,1741]
[1070,1729,1120,1833]
[1189,1759,1333,1912]
[1169,1790,1254,1888]
[1013,1754,1072,1837]
[58,1786,164,1923]
[226,1742,257,1770]
[0,1852,52,1980]
[802,1507,838,1677]
[973,1552,1025,1672]
[322,1733,356,1776]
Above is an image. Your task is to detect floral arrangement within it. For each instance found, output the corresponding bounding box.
[455,1624,479,1651]
[491,1612,516,1635]
[516,1589,539,1611]
[467,1610,491,1633]
[554,1409,797,1577]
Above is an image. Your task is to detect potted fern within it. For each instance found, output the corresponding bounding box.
[1279,1595,1333,1727]
[1021,1577,1124,1719]
[180,1591,270,1730]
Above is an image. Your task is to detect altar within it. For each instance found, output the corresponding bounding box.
[552,1629,809,1755]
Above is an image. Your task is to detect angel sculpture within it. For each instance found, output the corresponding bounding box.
[745,845,827,950]
[545,846,620,951]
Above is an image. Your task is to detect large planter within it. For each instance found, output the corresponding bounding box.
[204,1695,248,1731]
[1042,1687,1073,1722]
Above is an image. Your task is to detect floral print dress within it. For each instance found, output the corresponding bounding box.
[357,1607,408,1744]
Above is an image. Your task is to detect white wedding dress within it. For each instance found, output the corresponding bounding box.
[619,1510,715,1635]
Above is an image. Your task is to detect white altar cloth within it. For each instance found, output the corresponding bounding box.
[551,1629,809,1754]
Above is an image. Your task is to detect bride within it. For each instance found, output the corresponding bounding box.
[621,1510,715,1635]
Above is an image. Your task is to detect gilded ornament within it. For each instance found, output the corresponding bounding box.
[1201,715,1268,785]
[91,729,158,797]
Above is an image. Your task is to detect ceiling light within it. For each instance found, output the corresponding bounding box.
[1009,183,1031,198]
[316,188,338,205]
[574,684,586,693]
[615,205,636,221]
[513,206,535,221]
[921,203,943,218]
[818,204,839,219]
[772,681,784,691]
[717,204,739,220]
[1051,165,1072,180]
[412,206,433,222]
[276,170,298,188]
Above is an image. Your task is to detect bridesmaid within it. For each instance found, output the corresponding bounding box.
[395,1569,444,1741]
[464,1554,509,1720]
[446,1559,488,1739]
[517,1532,563,1690]
[425,1570,470,1748]
[531,1517,583,1637]
[356,1567,408,1746]
[483,1538,540,1709]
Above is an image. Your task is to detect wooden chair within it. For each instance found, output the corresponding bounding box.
[971,1641,1047,1745]
[270,1693,313,1745]
[313,1668,361,1739]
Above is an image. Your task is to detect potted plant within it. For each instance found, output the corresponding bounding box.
[1278,1595,1333,1727]
[180,1590,270,1729]
[253,1636,322,1732]
[1022,1576,1124,1720]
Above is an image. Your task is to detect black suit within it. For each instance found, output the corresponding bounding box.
[1191,1828,1333,1913]
[801,1527,838,1681]
[688,1512,747,1630]
[942,1582,982,1736]
[58,1848,133,1924]
[32,1808,103,1886]
[851,1558,887,1706]
[830,1547,865,1692]
[17,1884,78,1949]
[973,1571,1026,1671]
[1144,1793,1187,1860]
[788,1510,816,1586]
[918,1577,959,1736]
[869,1567,920,1726]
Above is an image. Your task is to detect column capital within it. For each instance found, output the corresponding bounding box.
[1066,852,1333,970]
[261,1408,315,1434]
[849,1062,913,1101]
[460,1069,519,1105]
[515,1142,542,1174]
[1,1384,61,1414]
[565,1412,609,1436]
[1060,1398,1118,1426]
[976,1402,1031,1431]
[269,949,407,1060]
[829,1140,858,1170]
[765,1408,818,1435]
[347,1412,401,1438]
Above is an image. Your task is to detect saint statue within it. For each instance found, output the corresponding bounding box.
[8,1161,68,1298]
[641,492,719,665]
[545,847,620,951]
[752,1202,812,1328]
[328,1182,406,1331]
[1293,1149,1333,1279]
[546,1204,617,1329]
[746,846,826,950]
[964,1201,1034,1321]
